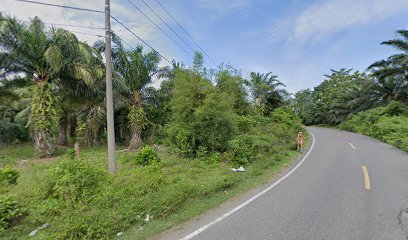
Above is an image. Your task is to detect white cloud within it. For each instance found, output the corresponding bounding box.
[292,0,408,43]
[196,0,249,12]
[0,0,170,58]
[1,0,103,43]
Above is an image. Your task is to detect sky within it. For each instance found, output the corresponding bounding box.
[1,0,408,93]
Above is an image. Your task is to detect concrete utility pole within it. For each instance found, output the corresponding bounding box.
[105,0,116,174]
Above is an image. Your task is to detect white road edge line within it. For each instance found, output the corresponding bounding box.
[180,131,316,240]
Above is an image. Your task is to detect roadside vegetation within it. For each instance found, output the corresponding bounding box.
[0,15,304,239]
[293,29,408,151]
[339,102,408,151]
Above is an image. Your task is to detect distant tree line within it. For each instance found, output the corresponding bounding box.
[293,30,408,125]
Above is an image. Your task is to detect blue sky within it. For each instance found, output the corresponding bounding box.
[2,0,408,92]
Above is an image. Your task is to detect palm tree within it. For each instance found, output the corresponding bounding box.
[247,72,286,115]
[56,39,103,146]
[331,77,380,123]
[369,30,408,101]
[94,35,166,150]
[0,77,32,143]
[0,15,93,156]
[121,47,163,150]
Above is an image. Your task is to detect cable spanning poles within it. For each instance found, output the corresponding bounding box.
[21,21,137,51]
[21,20,104,36]
[69,30,103,38]
[137,0,205,63]
[127,0,193,62]
[43,22,105,30]
[110,15,172,64]
[15,0,104,13]
[153,0,218,68]
[13,0,173,65]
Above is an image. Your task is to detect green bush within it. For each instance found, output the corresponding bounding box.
[196,146,208,158]
[171,128,196,156]
[340,102,408,152]
[205,152,221,164]
[271,107,303,130]
[237,115,256,133]
[228,134,254,166]
[0,196,25,232]
[41,159,108,205]
[192,92,237,152]
[373,116,408,151]
[134,145,160,167]
[65,148,76,160]
[0,167,20,185]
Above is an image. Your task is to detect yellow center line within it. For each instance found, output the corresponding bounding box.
[361,165,371,191]
[348,142,356,150]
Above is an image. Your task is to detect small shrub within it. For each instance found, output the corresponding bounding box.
[228,135,254,166]
[0,167,20,185]
[192,92,237,152]
[66,148,76,160]
[0,196,25,232]
[134,145,160,167]
[174,129,195,156]
[205,152,221,164]
[196,146,208,158]
[44,159,108,204]
[271,107,302,131]
[237,115,255,133]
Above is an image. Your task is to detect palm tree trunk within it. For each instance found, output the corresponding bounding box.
[129,90,143,151]
[59,109,68,146]
[31,80,57,157]
[33,129,53,157]
[69,115,77,143]
[129,125,142,150]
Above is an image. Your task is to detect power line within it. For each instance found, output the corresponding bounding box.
[43,22,105,30]
[127,0,193,62]
[137,0,204,63]
[111,15,172,64]
[138,0,213,69]
[13,0,173,65]
[69,30,103,38]
[120,39,136,51]
[153,0,218,68]
[21,20,104,34]
[21,20,134,50]
[15,0,104,14]
[58,29,135,51]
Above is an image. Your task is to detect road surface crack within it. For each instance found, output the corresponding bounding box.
[398,208,408,240]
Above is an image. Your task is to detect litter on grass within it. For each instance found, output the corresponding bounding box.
[28,230,38,237]
[39,223,49,230]
[28,223,49,237]
[231,166,245,172]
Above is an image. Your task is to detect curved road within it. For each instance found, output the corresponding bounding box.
[159,127,408,240]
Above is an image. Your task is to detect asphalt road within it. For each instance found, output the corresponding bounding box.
[159,127,408,240]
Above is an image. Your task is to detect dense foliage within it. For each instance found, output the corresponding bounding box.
[0,196,25,232]
[340,102,408,151]
[293,69,380,125]
[294,30,408,126]
[0,14,302,239]
[293,29,408,152]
